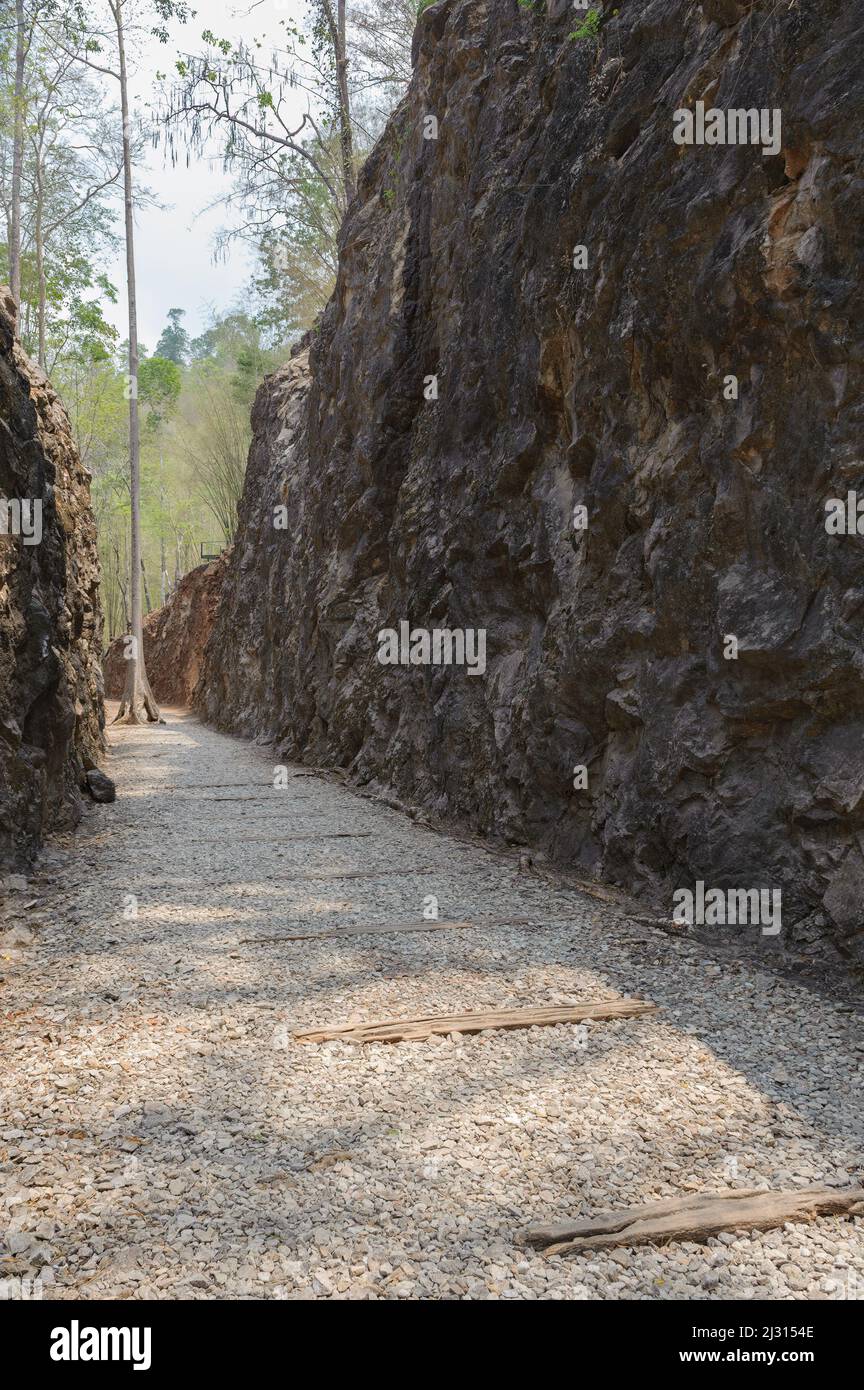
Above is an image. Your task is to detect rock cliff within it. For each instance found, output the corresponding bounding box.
[103,551,230,708]
[0,289,104,868]
[197,0,864,970]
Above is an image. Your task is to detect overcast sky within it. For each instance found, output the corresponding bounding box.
[104,0,307,350]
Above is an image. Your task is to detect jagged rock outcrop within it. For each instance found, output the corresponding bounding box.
[103,550,230,707]
[0,289,104,868]
[197,0,864,970]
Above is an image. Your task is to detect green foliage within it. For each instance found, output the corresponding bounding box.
[154,308,191,364]
[200,30,233,57]
[139,355,183,427]
[188,312,266,367]
[68,294,119,363]
[0,18,122,371]
[1,0,425,634]
[246,133,344,340]
[51,305,282,640]
[571,8,603,43]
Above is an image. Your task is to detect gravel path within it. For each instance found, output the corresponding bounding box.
[1,709,862,1300]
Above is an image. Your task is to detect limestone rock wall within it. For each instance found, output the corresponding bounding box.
[103,550,230,708]
[197,0,864,969]
[0,289,104,868]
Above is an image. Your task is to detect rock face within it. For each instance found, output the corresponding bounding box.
[0,289,104,868]
[197,0,864,969]
[103,550,230,708]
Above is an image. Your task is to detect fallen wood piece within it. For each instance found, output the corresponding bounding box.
[568,877,632,905]
[294,998,656,1044]
[205,866,437,881]
[138,828,372,850]
[628,915,677,929]
[243,920,474,943]
[240,915,579,944]
[278,867,437,881]
[563,878,683,931]
[184,832,373,845]
[107,866,446,892]
[291,769,342,778]
[134,781,292,791]
[522,1187,864,1256]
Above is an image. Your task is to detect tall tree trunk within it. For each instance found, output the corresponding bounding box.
[336,0,354,205]
[35,156,46,370]
[8,0,26,318]
[159,457,167,605]
[112,0,159,724]
[141,556,152,614]
[113,540,130,635]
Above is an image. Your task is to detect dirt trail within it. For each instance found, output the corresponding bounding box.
[1,709,861,1299]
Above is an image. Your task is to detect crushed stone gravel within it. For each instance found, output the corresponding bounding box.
[0,709,861,1301]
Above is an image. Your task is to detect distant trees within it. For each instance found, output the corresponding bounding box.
[0,3,123,367]
[0,0,424,662]
[23,0,192,721]
[178,378,249,547]
[158,0,420,340]
[139,353,181,425]
[57,307,277,642]
[7,0,29,319]
[177,311,278,546]
[154,306,189,363]
[351,0,417,124]
[108,0,165,722]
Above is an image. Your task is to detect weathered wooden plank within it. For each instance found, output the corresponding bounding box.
[567,877,632,904]
[242,919,473,944]
[182,832,373,845]
[239,914,577,944]
[101,866,444,892]
[279,867,441,881]
[124,781,295,791]
[523,1187,864,1255]
[294,998,656,1044]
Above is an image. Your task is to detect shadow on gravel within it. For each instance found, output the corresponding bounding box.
[19,709,857,1299]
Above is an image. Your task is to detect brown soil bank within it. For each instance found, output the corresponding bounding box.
[196,0,864,973]
[103,550,230,708]
[0,288,104,869]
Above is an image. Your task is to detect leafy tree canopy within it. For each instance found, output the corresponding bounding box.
[154,306,190,363]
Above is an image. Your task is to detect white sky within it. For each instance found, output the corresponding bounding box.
[103,0,307,350]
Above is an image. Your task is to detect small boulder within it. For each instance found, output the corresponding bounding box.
[85,769,116,804]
